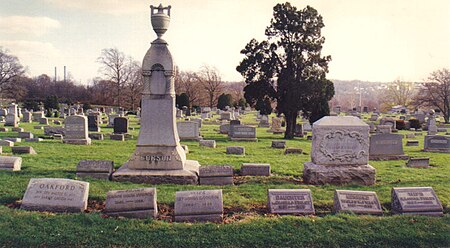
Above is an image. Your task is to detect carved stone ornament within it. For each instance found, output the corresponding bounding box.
[319,130,367,162]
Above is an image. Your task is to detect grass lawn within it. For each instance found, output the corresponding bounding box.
[0,112,449,247]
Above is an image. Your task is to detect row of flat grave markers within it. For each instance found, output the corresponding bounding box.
[19,178,444,222]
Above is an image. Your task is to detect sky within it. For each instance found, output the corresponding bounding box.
[0,0,449,85]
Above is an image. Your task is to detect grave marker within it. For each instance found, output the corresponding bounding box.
[268,189,315,215]
[21,178,89,213]
[369,134,408,160]
[199,165,233,185]
[174,189,223,222]
[333,190,382,215]
[0,156,22,171]
[391,187,443,216]
[76,160,114,179]
[105,188,157,218]
[303,116,375,185]
[63,115,91,145]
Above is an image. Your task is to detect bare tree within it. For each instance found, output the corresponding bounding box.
[175,70,201,107]
[379,80,415,111]
[88,78,116,106]
[97,48,136,107]
[228,81,246,104]
[0,47,26,95]
[197,65,223,108]
[124,61,143,110]
[414,68,450,123]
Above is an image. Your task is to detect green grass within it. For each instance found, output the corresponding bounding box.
[0,112,449,247]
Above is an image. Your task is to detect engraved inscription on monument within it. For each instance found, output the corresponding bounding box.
[21,178,89,213]
[268,189,315,214]
[105,188,157,218]
[318,130,367,163]
[392,187,443,216]
[174,189,223,222]
[334,190,382,215]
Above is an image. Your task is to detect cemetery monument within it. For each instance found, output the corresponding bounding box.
[303,116,376,185]
[113,4,200,184]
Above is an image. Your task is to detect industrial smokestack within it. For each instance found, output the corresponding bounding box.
[64,66,66,83]
[54,66,57,82]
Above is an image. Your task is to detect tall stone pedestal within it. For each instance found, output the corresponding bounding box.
[303,116,376,185]
[112,4,199,185]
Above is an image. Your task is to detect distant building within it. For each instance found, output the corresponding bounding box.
[389,105,407,114]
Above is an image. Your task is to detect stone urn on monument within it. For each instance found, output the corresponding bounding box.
[113,4,200,184]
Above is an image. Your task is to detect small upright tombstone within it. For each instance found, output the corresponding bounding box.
[113,117,128,134]
[63,115,91,145]
[105,188,157,218]
[406,157,430,168]
[21,178,89,213]
[87,114,101,132]
[376,125,392,134]
[219,123,230,134]
[391,187,443,216]
[427,110,438,135]
[267,117,284,134]
[0,156,22,171]
[302,122,312,132]
[12,146,37,154]
[268,189,315,215]
[220,112,232,121]
[369,133,408,160]
[294,124,304,137]
[258,115,270,127]
[107,114,119,127]
[241,163,270,176]
[32,111,44,122]
[229,125,257,142]
[303,116,375,185]
[177,121,202,141]
[5,105,18,127]
[22,111,32,123]
[380,117,396,130]
[39,117,49,125]
[423,135,450,152]
[76,160,114,179]
[333,190,382,215]
[199,165,233,185]
[174,189,223,222]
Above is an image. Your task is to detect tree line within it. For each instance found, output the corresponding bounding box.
[0,47,245,111]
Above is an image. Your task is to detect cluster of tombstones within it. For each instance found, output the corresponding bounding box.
[19,177,444,223]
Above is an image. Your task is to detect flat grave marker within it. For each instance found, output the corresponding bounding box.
[21,178,89,213]
[268,189,315,215]
[391,187,443,216]
[105,188,157,218]
[333,190,382,215]
[174,189,223,222]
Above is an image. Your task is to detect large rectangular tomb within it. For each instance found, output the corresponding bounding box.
[303,116,376,185]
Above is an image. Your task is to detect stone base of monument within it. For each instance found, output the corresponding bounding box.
[303,162,376,185]
[63,139,92,145]
[369,154,409,161]
[112,160,200,184]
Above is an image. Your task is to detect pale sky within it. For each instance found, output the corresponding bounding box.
[0,0,449,84]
